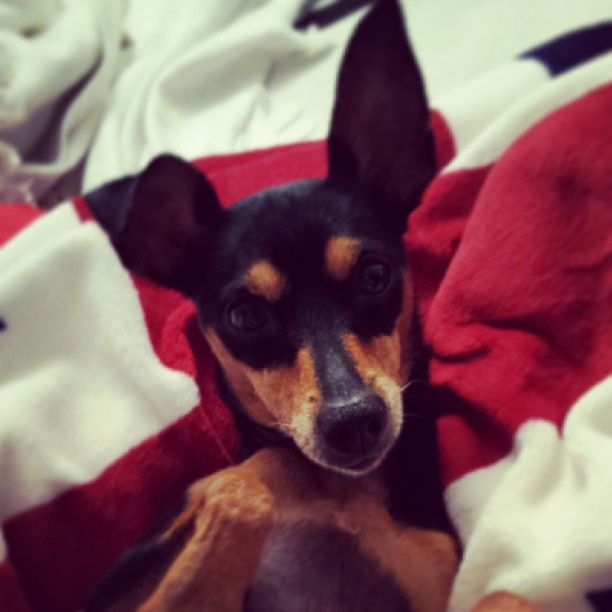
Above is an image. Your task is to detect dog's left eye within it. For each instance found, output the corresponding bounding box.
[226,299,269,333]
[357,259,392,295]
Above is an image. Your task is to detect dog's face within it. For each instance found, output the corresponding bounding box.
[197,180,412,475]
[88,0,436,476]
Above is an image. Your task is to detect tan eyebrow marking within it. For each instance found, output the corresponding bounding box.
[244,260,287,302]
[324,236,361,281]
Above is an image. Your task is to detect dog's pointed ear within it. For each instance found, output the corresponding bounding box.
[87,155,221,295]
[327,0,436,231]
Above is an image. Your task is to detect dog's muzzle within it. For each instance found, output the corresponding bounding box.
[316,393,390,472]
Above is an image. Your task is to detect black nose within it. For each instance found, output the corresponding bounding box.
[317,395,387,457]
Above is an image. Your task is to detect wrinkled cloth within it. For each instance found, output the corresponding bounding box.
[408,28,612,610]
[2,0,612,202]
[0,0,128,202]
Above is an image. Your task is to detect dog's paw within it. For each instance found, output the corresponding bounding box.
[472,591,537,611]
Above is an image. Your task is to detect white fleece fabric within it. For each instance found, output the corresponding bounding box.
[1,0,611,199]
[447,376,612,611]
[0,204,198,522]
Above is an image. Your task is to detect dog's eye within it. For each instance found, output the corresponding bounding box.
[226,299,269,333]
[357,259,392,295]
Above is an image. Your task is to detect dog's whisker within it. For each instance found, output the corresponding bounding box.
[400,379,426,393]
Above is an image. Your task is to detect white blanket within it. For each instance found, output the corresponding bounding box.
[0,0,128,200]
[1,0,611,200]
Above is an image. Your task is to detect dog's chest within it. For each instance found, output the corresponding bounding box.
[244,491,412,612]
[246,522,410,612]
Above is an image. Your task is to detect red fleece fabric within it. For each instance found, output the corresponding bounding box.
[409,84,612,483]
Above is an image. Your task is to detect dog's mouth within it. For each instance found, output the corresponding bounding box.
[298,414,400,477]
[316,430,397,476]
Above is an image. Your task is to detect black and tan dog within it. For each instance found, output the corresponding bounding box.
[85,1,534,611]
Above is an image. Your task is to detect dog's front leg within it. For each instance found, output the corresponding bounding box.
[90,447,307,612]
[138,458,276,612]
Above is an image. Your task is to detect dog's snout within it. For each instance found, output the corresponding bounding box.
[317,395,386,457]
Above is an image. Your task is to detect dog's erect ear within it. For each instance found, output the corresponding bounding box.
[87,155,221,295]
[327,0,436,231]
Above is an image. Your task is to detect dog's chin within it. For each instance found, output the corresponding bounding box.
[298,437,396,478]
[320,452,388,478]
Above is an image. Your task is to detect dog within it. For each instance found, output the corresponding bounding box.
[84,1,535,610]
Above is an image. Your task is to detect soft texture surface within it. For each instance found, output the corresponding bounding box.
[0,0,128,201]
[412,77,612,612]
[1,0,611,201]
[0,16,612,612]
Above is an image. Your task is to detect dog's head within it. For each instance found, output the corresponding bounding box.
[89,0,436,476]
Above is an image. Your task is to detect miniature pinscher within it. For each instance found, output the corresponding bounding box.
[85,1,535,610]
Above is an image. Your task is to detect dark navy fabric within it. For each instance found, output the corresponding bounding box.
[295,0,372,30]
[522,22,612,75]
[589,588,612,612]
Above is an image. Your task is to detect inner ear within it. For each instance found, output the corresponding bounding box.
[92,154,222,295]
[327,0,436,231]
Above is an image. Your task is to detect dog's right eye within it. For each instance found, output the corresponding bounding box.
[356,258,392,296]
[226,299,269,333]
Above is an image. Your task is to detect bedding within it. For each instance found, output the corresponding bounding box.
[2,0,612,202]
[1,7,612,612]
[0,0,128,203]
